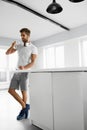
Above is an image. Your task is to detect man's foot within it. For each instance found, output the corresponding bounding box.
[17,104,30,120]
[26,104,30,110]
[17,108,26,120]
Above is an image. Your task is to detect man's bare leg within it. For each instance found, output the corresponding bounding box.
[21,90,30,118]
[21,90,27,105]
[8,88,26,109]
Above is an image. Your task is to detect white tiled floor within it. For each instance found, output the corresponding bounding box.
[0,90,42,130]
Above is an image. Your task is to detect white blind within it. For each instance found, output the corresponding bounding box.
[44,45,64,68]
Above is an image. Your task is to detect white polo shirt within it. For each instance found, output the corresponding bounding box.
[15,42,38,67]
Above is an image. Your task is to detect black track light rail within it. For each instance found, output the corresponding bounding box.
[1,0,70,31]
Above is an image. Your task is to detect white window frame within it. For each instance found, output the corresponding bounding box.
[0,46,10,84]
[43,43,65,69]
[80,39,87,67]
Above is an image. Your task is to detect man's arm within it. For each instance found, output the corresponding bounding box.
[19,54,37,70]
[6,41,17,55]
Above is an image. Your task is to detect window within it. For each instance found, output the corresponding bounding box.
[55,46,64,67]
[80,39,87,66]
[9,51,18,70]
[0,47,18,85]
[0,48,8,83]
[0,72,7,82]
[0,49,8,69]
[44,47,55,68]
[44,45,64,68]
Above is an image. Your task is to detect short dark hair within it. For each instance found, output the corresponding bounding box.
[20,28,31,35]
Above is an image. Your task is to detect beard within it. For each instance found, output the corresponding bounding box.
[22,39,28,43]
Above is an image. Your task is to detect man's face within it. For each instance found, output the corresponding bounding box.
[21,32,30,43]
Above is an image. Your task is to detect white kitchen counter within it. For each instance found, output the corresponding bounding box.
[12,67,87,73]
[30,67,87,72]
[28,69,87,130]
[12,67,87,130]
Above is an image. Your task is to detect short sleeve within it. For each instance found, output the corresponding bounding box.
[32,46,38,55]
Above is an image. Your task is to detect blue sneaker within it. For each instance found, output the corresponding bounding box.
[25,104,30,119]
[26,104,30,110]
[17,105,30,120]
[17,108,26,120]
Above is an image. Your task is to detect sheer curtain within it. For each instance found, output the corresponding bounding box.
[0,47,18,86]
[43,45,64,69]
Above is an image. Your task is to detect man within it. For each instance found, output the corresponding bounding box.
[6,28,38,120]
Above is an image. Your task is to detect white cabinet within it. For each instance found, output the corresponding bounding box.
[29,73,53,130]
[53,72,84,130]
[29,72,84,130]
[80,73,87,130]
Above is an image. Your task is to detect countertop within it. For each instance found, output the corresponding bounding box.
[12,67,87,73]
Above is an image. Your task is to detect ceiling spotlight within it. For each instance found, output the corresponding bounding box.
[69,0,84,3]
[46,0,63,14]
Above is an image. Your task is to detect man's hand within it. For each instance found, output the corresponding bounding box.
[11,41,16,48]
[6,41,17,55]
[19,66,25,70]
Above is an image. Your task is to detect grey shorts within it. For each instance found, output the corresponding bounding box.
[9,72,29,91]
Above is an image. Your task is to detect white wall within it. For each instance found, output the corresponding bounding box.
[0,36,20,46]
[33,24,87,47]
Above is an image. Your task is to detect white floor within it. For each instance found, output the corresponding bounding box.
[0,90,42,130]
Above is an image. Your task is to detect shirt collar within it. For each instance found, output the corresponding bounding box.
[22,41,31,47]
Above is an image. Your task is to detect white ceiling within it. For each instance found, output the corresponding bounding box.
[0,0,87,41]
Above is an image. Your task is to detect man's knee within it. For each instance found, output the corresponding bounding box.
[8,88,15,94]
